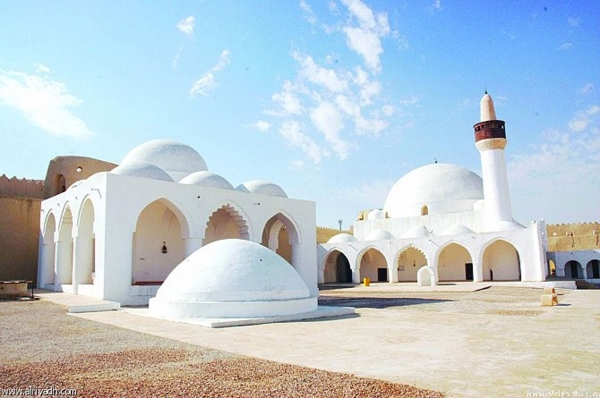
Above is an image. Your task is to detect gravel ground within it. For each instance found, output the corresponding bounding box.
[0,299,443,397]
[318,285,559,317]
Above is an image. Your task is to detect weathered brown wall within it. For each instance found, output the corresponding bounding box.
[547,223,600,251]
[43,156,117,198]
[317,226,351,243]
[0,175,44,199]
[0,196,41,283]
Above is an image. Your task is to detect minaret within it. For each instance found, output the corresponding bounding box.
[474,92,513,227]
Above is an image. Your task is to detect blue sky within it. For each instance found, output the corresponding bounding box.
[1,0,598,228]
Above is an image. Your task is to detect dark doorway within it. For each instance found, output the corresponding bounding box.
[490,269,494,281]
[377,268,388,282]
[590,260,600,279]
[465,263,474,281]
[335,254,352,283]
[569,261,580,279]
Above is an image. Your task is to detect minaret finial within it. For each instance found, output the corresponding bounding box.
[484,88,488,95]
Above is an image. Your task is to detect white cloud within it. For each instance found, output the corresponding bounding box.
[35,63,51,74]
[340,0,390,73]
[429,0,443,12]
[279,121,325,164]
[0,68,94,139]
[567,17,580,27]
[300,0,317,24]
[254,120,270,133]
[568,105,600,132]
[508,105,600,222]
[558,42,572,51]
[579,83,594,95]
[293,52,349,93]
[310,101,354,159]
[177,16,195,37]
[267,81,305,116]
[382,105,394,116]
[189,50,230,97]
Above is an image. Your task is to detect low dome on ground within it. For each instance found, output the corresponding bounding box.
[120,139,208,182]
[149,239,317,319]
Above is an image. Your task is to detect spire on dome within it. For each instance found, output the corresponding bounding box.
[480,92,496,122]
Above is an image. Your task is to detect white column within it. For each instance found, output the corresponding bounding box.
[473,262,483,282]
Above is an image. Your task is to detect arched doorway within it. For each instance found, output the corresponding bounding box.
[548,260,556,277]
[396,246,427,282]
[74,199,95,286]
[323,250,352,283]
[204,204,249,245]
[564,260,582,279]
[587,260,600,279]
[359,248,387,282]
[261,213,299,265]
[482,240,521,281]
[56,206,74,286]
[132,200,186,284]
[438,243,473,281]
[39,213,57,288]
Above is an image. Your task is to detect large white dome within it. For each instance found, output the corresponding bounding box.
[384,163,483,218]
[149,239,317,319]
[120,139,208,182]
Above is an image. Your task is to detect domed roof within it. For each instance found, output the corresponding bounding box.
[120,139,207,182]
[327,233,357,244]
[441,224,475,236]
[236,180,287,198]
[110,161,174,182]
[149,239,317,319]
[365,229,395,241]
[367,209,386,220]
[179,171,234,190]
[384,163,483,218]
[401,225,430,239]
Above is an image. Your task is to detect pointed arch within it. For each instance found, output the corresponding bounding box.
[395,244,428,282]
[39,212,57,288]
[74,198,95,286]
[421,205,428,216]
[564,260,582,279]
[587,259,600,279]
[436,242,474,282]
[480,238,521,281]
[261,212,300,265]
[204,203,250,245]
[358,246,388,282]
[323,249,352,283]
[132,198,187,284]
[56,205,74,286]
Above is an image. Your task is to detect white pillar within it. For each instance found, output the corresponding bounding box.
[389,264,399,283]
[473,262,483,282]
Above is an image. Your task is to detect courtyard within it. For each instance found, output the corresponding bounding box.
[1,285,599,397]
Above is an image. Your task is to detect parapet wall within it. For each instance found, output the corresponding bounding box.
[317,226,351,243]
[0,174,44,199]
[547,223,600,251]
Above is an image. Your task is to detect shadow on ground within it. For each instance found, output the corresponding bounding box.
[318,296,451,309]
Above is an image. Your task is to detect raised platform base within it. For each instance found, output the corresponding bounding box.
[124,305,356,328]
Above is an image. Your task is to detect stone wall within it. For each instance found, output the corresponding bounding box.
[0,175,44,199]
[0,196,41,283]
[547,223,600,251]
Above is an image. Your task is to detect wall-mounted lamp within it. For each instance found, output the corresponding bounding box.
[162,241,168,254]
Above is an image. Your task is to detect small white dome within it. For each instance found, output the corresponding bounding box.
[327,233,357,244]
[401,226,430,239]
[120,139,207,182]
[110,161,174,182]
[441,224,475,236]
[384,164,483,218]
[236,180,287,198]
[149,239,316,319]
[179,171,234,190]
[367,209,386,220]
[366,229,395,241]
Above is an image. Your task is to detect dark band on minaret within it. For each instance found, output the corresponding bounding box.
[473,119,506,142]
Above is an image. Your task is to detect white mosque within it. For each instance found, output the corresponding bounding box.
[318,93,549,286]
[37,92,552,318]
[37,140,318,306]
